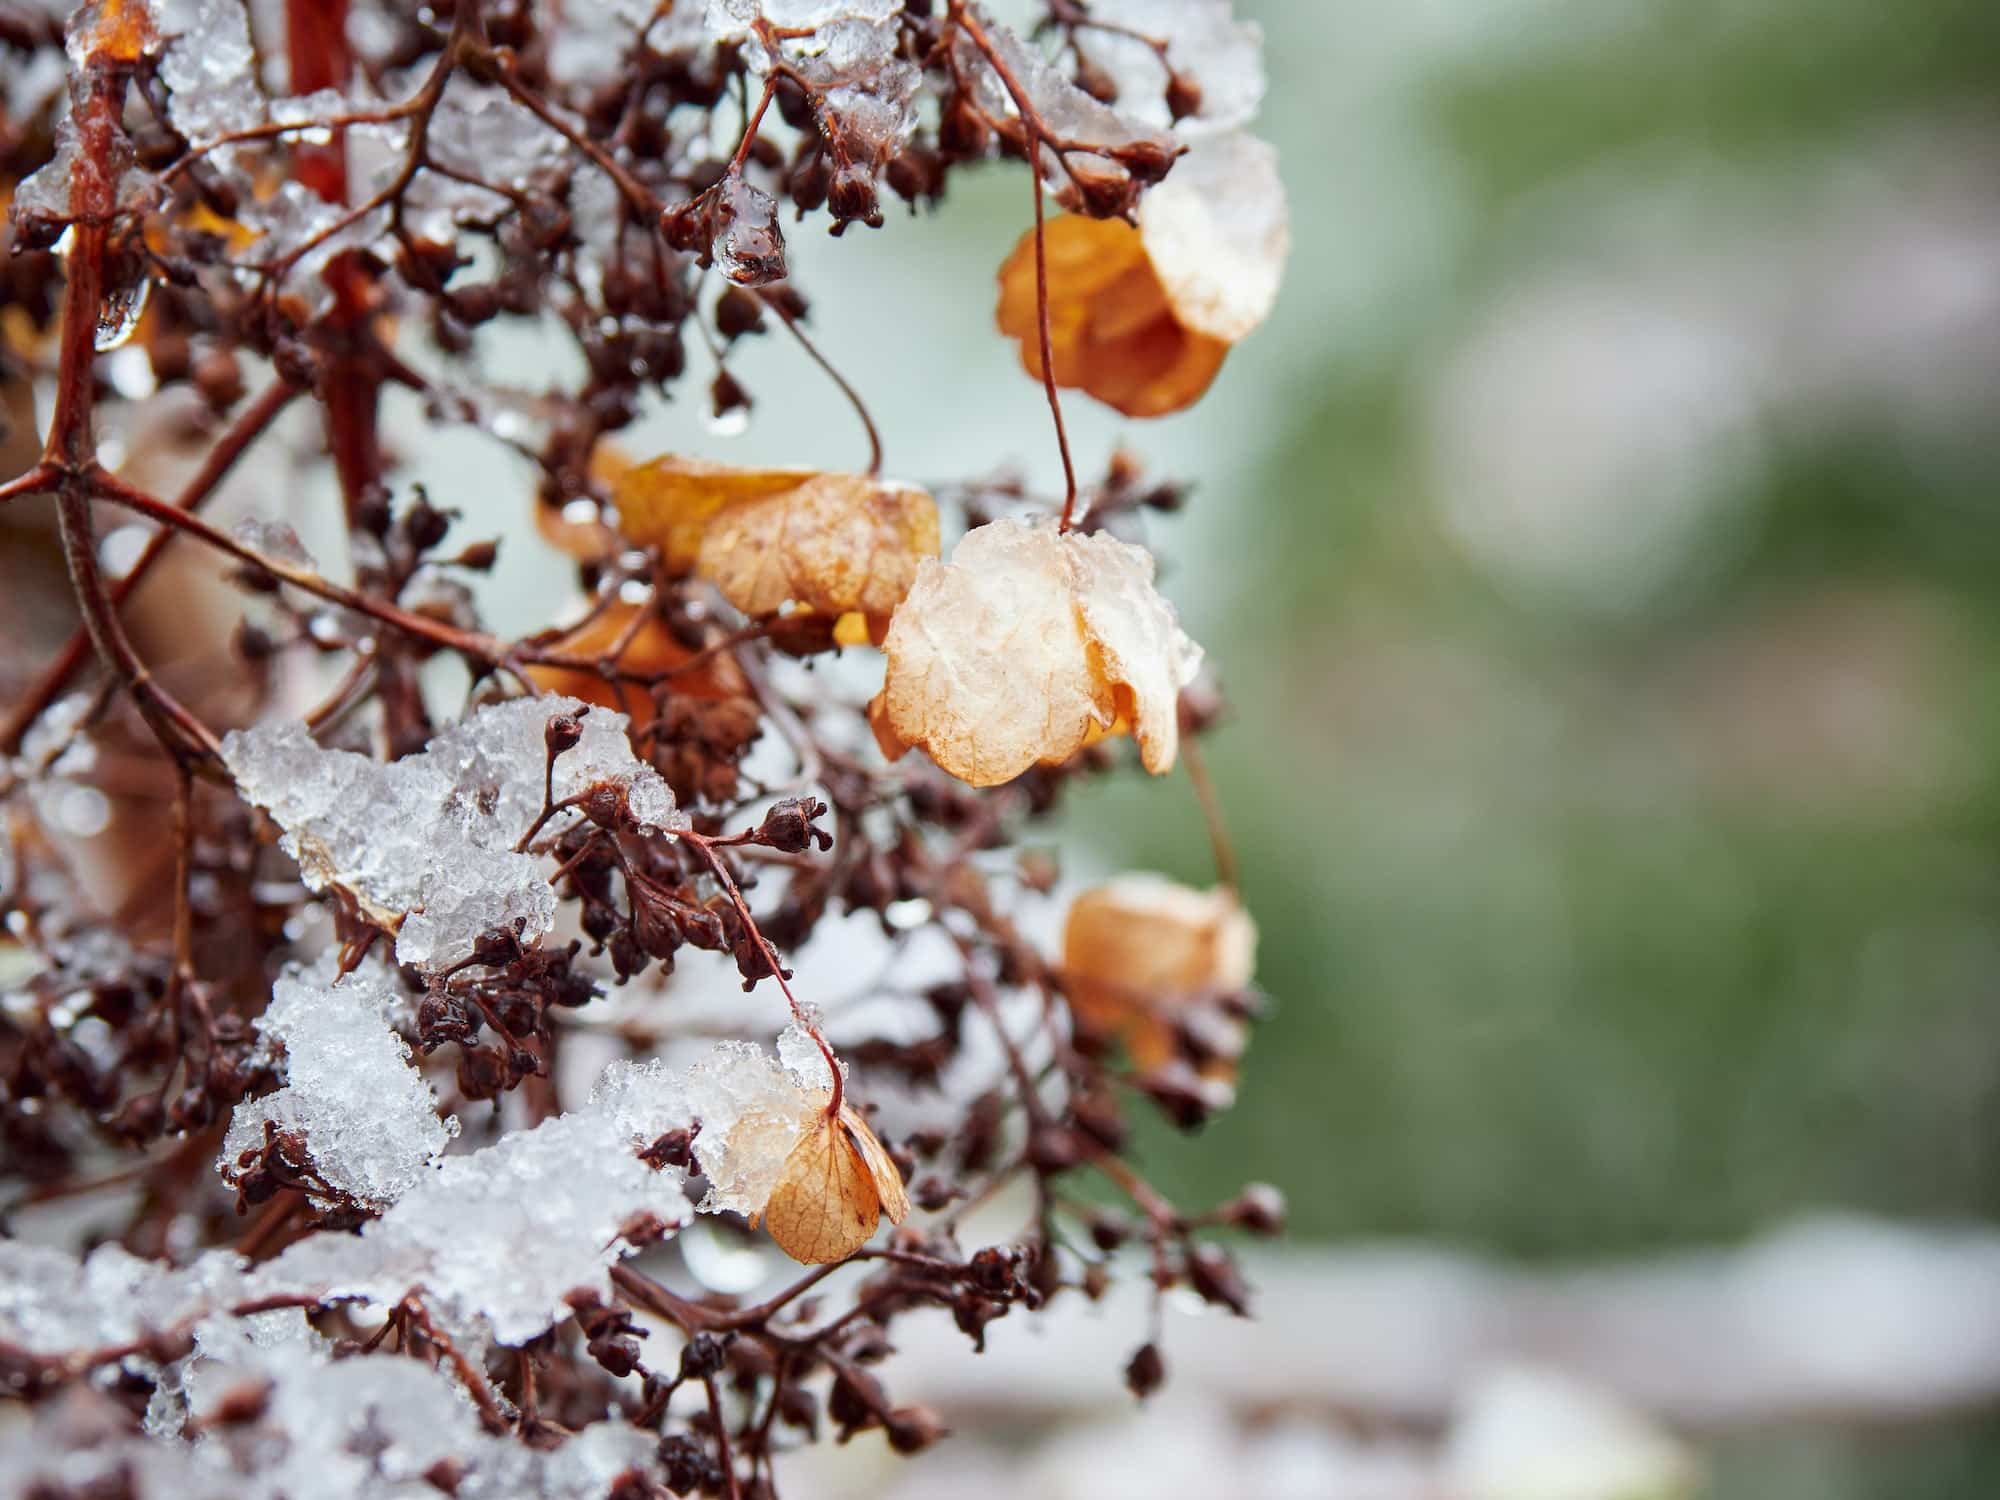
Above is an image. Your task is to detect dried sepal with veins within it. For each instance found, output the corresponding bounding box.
[870,516,1203,787]
[685,1029,909,1265]
[614,454,939,638]
[758,1101,912,1265]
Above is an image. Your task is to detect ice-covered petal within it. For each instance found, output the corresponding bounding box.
[1137,129,1289,344]
[871,516,1202,786]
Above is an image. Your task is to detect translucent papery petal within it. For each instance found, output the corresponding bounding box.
[1137,129,1290,343]
[872,516,1203,785]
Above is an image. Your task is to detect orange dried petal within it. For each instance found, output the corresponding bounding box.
[1077,317,1230,420]
[995,215,1230,419]
[1061,878,1255,1079]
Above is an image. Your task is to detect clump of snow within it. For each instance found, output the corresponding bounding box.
[221,955,454,1209]
[222,695,677,972]
[4,1309,665,1499]
[0,1053,697,1356]
[682,1025,833,1216]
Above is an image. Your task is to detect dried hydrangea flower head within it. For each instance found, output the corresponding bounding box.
[996,131,1290,417]
[0,0,1286,1486]
[871,516,1204,786]
[1061,875,1257,1083]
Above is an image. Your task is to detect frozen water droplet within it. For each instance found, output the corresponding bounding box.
[93,274,150,352]
[705,405,751,437]
[712,175,786,287]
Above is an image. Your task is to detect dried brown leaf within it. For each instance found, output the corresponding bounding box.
[612,457,938,631]
[525,602,746,726]
[613,454,817,572]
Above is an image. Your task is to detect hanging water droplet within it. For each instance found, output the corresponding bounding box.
[704,405,751,438]
[94,272,151,352]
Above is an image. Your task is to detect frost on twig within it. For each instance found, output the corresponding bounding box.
[953,4,1177,214]
[711,0,922,175]
[872,516,1204,786]
[221,696,679,973]
[220,955,456,1210]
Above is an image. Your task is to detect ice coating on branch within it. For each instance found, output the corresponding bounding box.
[955,7,1173,190]
[222,696,675,971]
[402,74,564,233]
[221,955,454,1208]
[708,0,917,164]
[706,0,902,36]
[546,0,713,86]
[682,1026,833,1215]
[155,0,264,146]
[872,516,1203,786]
[1073,0,1266,137]
[229,517,317,570]
[1138,129,1289,343]
[712,173,788,287]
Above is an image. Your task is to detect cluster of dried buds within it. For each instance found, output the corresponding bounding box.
[0,0,1290,1496]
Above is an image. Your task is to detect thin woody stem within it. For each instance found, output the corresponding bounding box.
[950,1,1082,526]
[1029,156,1082,527]
[0,378,299,757]
[1180,736,1239,890]
[753,289,885,478]
[679,829,844,1117]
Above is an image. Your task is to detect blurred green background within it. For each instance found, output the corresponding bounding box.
[1064,2,2000,1494]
